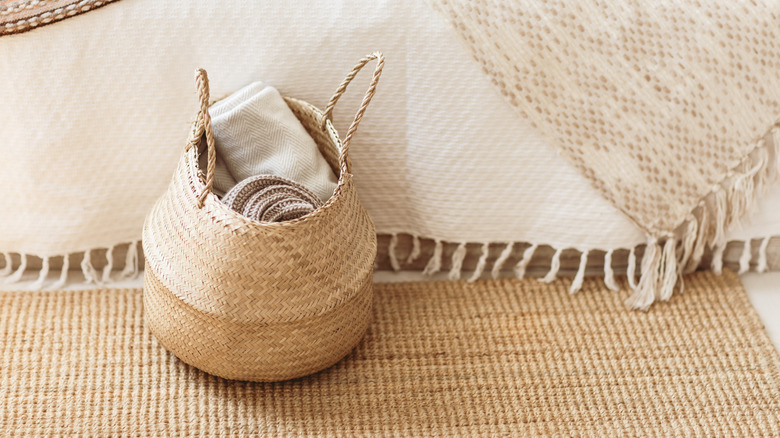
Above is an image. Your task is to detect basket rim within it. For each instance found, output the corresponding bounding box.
[187,97,355,230]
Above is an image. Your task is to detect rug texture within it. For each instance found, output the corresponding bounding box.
[431,0,780,308]
[1,271,779,436]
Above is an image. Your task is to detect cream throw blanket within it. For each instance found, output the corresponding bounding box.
[430,0,780,308]
[200,81,337,202]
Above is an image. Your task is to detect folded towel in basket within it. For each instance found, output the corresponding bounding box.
[221,174,323,222]
[199,81,338,203]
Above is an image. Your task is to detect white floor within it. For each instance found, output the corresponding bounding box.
[741,272,780,350]
[2,270,779,350]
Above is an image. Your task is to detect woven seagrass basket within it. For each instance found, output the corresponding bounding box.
[142,53,383,382]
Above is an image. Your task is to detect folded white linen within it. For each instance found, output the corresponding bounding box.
[199,81,337,202]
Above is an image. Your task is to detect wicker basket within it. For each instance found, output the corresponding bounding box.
[142,53,384,382]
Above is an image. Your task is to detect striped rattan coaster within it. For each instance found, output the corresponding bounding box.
[1,270,778,436]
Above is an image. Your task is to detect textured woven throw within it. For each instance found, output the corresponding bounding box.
[1,271,779,435]
[200,81,337,201]
[221,174,323,222]
[0,0,122,36]
[431,0,780,309]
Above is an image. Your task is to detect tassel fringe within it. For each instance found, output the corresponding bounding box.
[0,228,776,296]
[603,249,620,291]
[570,250,588,294]
[0,252,12,277]
[626,238,661,310]
[448,242,468,281]
[30,256,50,289]
[738,239,752,274]
[491,242,514,279]
[5,254,27,284]
[423,239,443,275]
[50,255,70,290]
[406,235,421,264]
[388,234,401,272]
[627,247,638,290]
[81,249,100,285]
[102,245,115,283]
[757,237,770,273]
[540,248,561,283]
[121,241,140,279]
[0,241,142,289]
[625,238,678,310]
[620,125,780,309]
[711,244,725,274]
[514,243,537,280]
[468,243,490,282]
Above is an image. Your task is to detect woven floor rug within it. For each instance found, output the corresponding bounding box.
[1,271,779,436]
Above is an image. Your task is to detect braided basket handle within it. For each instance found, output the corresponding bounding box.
[188,53,383,207]
[322,52,384,175]
[186,68,216,208]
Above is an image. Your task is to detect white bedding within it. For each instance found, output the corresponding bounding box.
[0,0,777,278]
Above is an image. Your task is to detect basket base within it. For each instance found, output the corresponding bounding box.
[143,267,373,382]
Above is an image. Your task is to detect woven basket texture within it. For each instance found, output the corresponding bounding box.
[142,54,384,382]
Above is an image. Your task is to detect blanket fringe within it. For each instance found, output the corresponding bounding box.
[659,239,677,301]
[691,207,709,271]
[540,248,562,283]
[102,245,115,283]
[491,242,514,279]
[570,250,588,293]
[739,239,752,274]
[448,242,468,280]
[757,236,770,273]
[0,252,12,277]
[406,235,421,264]
[5,254,27,284]
[30,256,50,289]
[50,255,69,290]
[0,241,141,289]
[422,239,443,275]
[623,123,780,309]
[0,226,776,295]
[626,238,661,310]
[388,233,401,271]
[468,243,490,282]
[120,241,140,280]
[711,244,725,274]
[81,249,100,285]
[603,249,620,291]
[513,243,537,280]
[627,247,638,289]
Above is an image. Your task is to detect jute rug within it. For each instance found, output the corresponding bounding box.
[1,270,779,436]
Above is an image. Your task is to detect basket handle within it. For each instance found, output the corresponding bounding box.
[187,53,383,207]
[322,52,384,174]
[185,68,216,208]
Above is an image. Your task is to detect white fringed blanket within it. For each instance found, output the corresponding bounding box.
[1,1,779,307]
